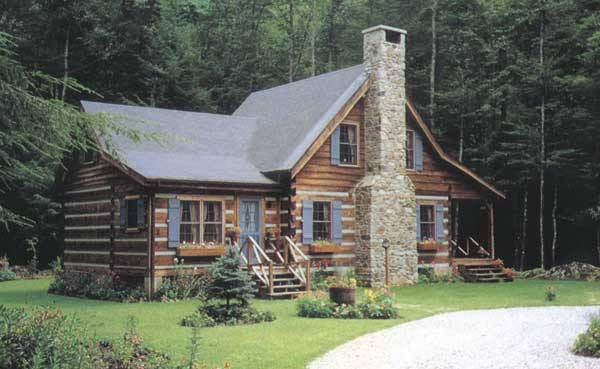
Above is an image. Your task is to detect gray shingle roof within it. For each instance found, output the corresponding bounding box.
[81,101,275,185]
[82,64,367,184]
[235,64,367,172]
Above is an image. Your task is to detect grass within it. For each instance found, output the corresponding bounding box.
[2,279,599,369]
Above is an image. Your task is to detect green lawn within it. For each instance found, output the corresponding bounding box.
[2,279,599,369]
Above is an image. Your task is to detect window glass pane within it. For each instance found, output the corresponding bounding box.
[126,199,137,227]
[406,131,414,169]
[203,224,222,243]
[181,201,199,222]
[419,205,435,241]
[339,124,358,165]
[181,224,200,244]
[204,201,222,222]
[313,201,331,241]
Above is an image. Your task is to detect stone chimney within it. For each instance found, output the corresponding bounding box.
[354,25,417,286]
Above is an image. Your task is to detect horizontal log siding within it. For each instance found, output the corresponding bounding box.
[289,100,365,268]
[62,157,148,276]
[152,191,281,276]
[406,118,484,200]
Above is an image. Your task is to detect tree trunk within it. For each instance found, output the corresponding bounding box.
[61,29,70,101]
[596,226,600,266]
[520,188,528,271]
[551,180,558,267]
[288,0,295,82]
[538,9,546,270]
[429,0,438,129]
[310,32,316,77]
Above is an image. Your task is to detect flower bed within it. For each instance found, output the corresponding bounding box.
[296,289,398,320]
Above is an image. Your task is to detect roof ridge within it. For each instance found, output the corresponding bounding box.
[81,100,256,121]
[245,64,364,97]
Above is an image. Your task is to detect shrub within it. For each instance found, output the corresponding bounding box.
[297,292,336,318]
[0,269,16,282]
[418,267,462,284]
[311,268,333,291]
[573,314,600,357]
[182,302,276,327]
[48,270,146,302]
[545,285,557,301]
[155,266,208,302]
[296,289,399,320]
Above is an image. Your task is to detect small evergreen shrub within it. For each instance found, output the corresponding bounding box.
[573,314,600,357]
[182,247,276,327]
[296,289,399,319]
[48,270,146,302]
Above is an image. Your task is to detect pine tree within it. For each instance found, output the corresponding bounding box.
[206,247,256,308]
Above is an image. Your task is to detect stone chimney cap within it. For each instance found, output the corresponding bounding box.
[362,25,407,35]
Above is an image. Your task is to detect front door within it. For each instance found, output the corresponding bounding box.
[239,198,261,262]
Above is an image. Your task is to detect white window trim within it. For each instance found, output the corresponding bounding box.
[337,121,360,168]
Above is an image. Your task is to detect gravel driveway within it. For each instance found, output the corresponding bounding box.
[308,306,600,369]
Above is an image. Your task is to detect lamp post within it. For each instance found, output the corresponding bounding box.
[382,239,390,287]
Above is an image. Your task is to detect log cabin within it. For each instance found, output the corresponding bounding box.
[60,25,507,298]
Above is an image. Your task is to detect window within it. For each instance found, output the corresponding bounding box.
[81,150,97,163]
[419,205,435,242]
[313,201,331,241]
[126,199,138,228]
[406,130,415,169]
[203,201,222,243]
[339,124,358,165]
[180,200,224,245]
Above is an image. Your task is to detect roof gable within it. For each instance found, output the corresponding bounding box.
[234,64,367,172]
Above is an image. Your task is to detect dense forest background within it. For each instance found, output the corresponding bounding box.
[1,0,599,271]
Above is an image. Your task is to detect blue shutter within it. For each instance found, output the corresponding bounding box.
[415,132,424,171]
[168,198,181,248]
[302,200,313,244]
[435,204,444,242]
[137,198,146,228]
[415,204,421,241]
[331,200,343,244]
[331,126,341,165]
[120,198,127,228]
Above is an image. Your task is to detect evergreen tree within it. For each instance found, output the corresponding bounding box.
[206,247,256,308]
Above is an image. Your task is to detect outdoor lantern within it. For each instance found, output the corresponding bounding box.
[382,239,390,286]
[382,239,390,250]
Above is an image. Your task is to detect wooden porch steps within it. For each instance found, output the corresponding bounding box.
[457,260,513,283]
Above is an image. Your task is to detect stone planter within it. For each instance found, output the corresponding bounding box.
[176,246,226,257]
[329,287,356,305]
[309,244,345,254]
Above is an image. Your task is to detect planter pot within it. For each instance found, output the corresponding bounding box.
[309,244,344,254]
[329,287,356,305]
[176,246,226,257]
[417,243,439,252]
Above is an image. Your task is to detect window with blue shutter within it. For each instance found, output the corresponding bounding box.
[168,198,181,248]
[415,131,424,171]
[435,204,444,242]
[330,126,340,165]
[331,200,343,244]
[415,204,421,241]
[302,200,313,244]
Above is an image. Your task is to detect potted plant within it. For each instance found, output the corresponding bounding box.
[227,226,242,244]
[328,273,357,305]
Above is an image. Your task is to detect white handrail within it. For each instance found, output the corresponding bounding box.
[247,236,271,264]
[284,236,309,261]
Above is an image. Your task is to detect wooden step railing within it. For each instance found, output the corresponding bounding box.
[451,237,491,258]
[281,236,311,290]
